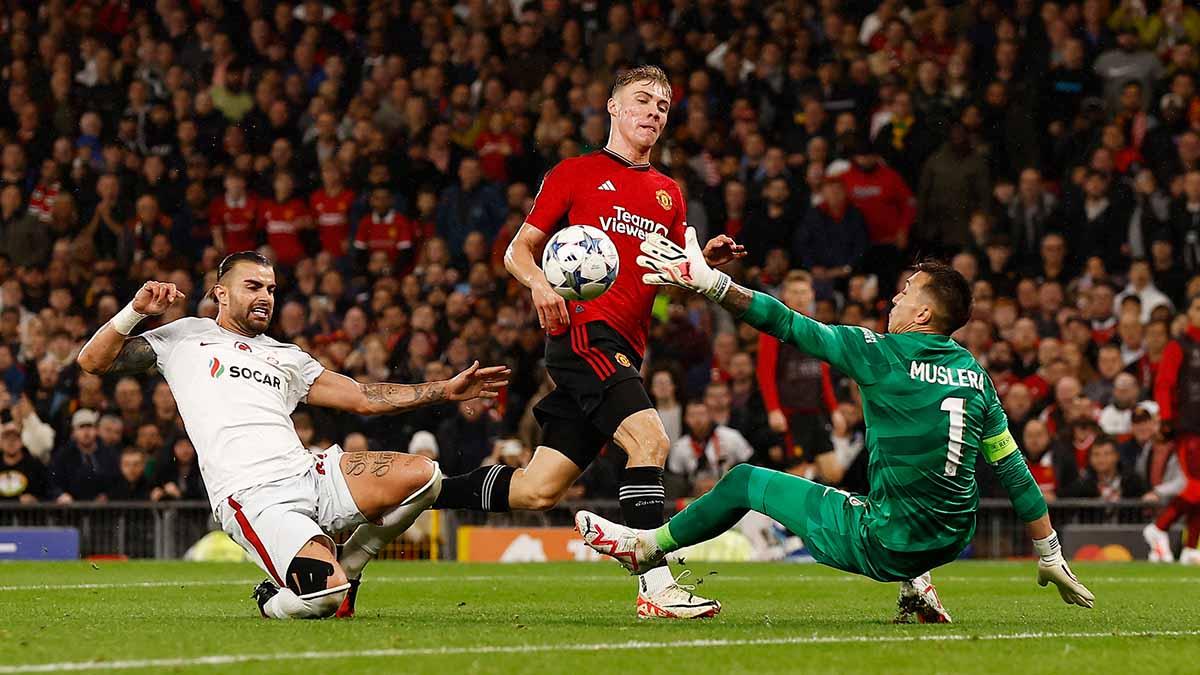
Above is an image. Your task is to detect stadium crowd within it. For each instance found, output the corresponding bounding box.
[0,0,1198,547]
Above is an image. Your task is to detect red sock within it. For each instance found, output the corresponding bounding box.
[1156,498,1185,531]
[1186,506,1200,549]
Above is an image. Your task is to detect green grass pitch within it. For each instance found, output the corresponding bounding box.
[1,560,1197,674]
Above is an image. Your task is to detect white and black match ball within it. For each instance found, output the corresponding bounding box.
[541,224,620,301]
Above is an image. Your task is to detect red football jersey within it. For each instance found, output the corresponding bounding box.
[354,210,416,268]
[258,198,310,266]
[526,149,686,356]
[209,195,259,252]
[310,188,356,256]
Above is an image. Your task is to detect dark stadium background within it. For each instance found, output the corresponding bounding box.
[0,0,1198,563]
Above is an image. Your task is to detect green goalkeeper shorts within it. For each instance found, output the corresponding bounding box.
[746,468,966,582]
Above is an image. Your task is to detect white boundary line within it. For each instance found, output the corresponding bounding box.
[2,573,1198,592]
[1,630,1197,673]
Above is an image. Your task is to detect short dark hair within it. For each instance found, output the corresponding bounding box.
[914,260,973,334]
[217,251,271,280]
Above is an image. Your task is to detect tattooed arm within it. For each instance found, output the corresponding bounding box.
[717,283,755,318]
[306,361,511,415]
[78,335,159,376]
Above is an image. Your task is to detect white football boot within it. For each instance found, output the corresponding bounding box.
[636,570,721,619]
[1143,524,1175,563]
[1179,547,1200,566]
[574,510,665,574]
[895,572,952,624]
[574,511,720,618]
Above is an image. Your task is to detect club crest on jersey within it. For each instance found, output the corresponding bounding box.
[235,341,252,352]
[615,353,631,367]
[655,189,672,210]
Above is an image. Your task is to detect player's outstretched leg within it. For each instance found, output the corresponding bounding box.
[895,572,952,624]
[255,539,351,619]
[335,452,442,617]
[579,463,761,571]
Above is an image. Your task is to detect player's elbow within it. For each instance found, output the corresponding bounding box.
[503,241,524,275]
[75,349,105,375]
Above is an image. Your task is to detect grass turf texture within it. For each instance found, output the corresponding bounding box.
[0,561,1197,674]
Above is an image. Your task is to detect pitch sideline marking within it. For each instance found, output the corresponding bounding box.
[1,574,1197,592]
[1,630,1198,673]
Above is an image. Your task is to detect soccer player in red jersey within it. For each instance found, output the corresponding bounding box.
[433,65,744,618]
[309,162,356,258]
[209,172,258,254]
[257,171,312,267]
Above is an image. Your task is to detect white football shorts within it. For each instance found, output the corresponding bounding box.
[214,444,366,587]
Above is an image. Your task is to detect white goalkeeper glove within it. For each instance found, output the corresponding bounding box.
[637,227,732,303]
[1034,530,1095,608]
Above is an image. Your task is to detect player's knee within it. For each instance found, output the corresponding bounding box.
[283,555,350,618]
[725,463,755,482]
[401,459,441,510]
[287,555,348,595]
[401,456,441,502]
[626,429,670,466]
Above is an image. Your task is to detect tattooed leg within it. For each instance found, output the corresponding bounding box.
[337,451,442,580]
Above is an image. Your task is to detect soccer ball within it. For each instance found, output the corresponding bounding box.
[541,224,620,301]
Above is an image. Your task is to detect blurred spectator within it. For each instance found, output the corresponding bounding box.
[794,177,867,289]
[1023,419,1075,502]
[757,273,837,475]
[1063,435,1149,500]
[666,400,753,498]
[916,123,991,253]
[1119,404,1183,503]
[0,423,48,502]
[49,409,117,503]
[153,436,205,501]
[649,369,683,447]
[408,431,439,463]
[108,447,153,501]
[0,185,51,268]
[1098,373,1148,438]
[436,158,505,263]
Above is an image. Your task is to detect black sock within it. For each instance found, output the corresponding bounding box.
[618,466,666,529]
[432,464,514,512]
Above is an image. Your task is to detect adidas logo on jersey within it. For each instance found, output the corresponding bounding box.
[597,180,616,191]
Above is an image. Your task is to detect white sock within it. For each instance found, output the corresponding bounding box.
[339,466,442,579]
[339,522,405,579]
[641,564,675,594]
[263,586,348,619]
[262,588,308,619]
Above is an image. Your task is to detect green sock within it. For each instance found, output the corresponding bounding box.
[654,523,679,552]
[654,464,758,550]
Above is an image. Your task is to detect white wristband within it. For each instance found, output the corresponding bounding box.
[1033,529,1061,561]
[702,271,732,303]
[110,301,147,336]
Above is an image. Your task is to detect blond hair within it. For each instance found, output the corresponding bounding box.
[611,65,672,100]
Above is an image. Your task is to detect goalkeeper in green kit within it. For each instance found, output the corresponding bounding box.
[576,228,1094,622]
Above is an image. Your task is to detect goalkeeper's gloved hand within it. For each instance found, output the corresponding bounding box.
[1034,530,1095,608]
[637,227,732,303]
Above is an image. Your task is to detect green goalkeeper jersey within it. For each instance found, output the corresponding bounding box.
[744,292,1026,553]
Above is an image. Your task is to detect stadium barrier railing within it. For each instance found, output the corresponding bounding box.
[0,498,1161,560]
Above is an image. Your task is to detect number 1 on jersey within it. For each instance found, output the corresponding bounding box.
[941,397,965,476]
